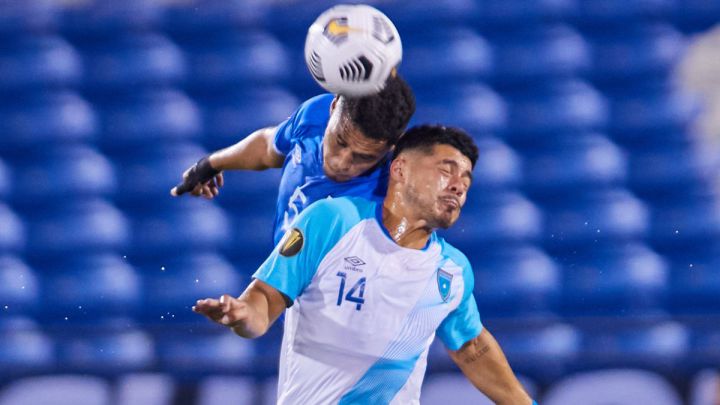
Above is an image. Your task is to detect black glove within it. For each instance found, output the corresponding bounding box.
[171,156,221,196]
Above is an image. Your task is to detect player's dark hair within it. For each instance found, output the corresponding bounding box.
[341,74,415,145]
[393,125,479,168]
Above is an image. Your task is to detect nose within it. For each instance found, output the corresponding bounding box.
[333,149,353,172]
[447,176,467,197]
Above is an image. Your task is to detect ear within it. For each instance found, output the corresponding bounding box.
[389,155,406,183]
[330,95,339,115]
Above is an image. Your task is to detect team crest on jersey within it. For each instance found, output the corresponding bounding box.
[280,228,304,257]
[437,269,453,302]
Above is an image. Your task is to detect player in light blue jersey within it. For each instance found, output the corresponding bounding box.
[171,75,415,243]
[194,125,537,405]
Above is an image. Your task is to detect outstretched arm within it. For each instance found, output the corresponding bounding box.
[171,126,285,198]
[448,329,534,405]
[192,279,287,338]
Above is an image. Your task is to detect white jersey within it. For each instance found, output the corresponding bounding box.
[254,197,483,405]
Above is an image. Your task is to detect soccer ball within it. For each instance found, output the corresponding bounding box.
[304,4,402,97]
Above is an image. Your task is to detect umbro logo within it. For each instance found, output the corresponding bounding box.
[344,256,366,272]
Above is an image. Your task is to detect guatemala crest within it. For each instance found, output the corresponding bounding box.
[437,268,453,303]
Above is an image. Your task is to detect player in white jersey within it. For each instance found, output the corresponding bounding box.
[193,125,536,405]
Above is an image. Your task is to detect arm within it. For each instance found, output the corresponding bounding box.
[171,126,285,198]
[192,279,287,338]
[448,329,533,405]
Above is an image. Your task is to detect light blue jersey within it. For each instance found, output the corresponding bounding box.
[271,94,389,244]
[254,197,483,405]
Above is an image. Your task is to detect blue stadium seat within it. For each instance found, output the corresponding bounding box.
[113,142,207,207]
[26,199,129,259]
[376,0,479,32]
[196,376,257,405]
[57,327,154,372]
[162,0,269,33]
[493,324,581,382]
[474,0,577,26]
[505,80,608,141]
[0,256,39,316]
[0,35,82,91]
[226,209,277,267]
[182,31,290,89]
[158,330,254,373]
[0,318,54,376]
[0,92,98,150]
[401,29,493,84]
[0,375,111,405]
[215,168,283,211]
[587,24,685,81]
[59,0,162,37]
[413,82,507,135]
[198,87,299,150]
[489,25,590,83]
[649,191,720,254]
[579,321,689,372]
[141,253,243,322]
[82,33,186,91]
[98,90,202,151]
[627,140,720,200]
[561,243,668,316]
[669,256,720,313]
[473,246,561,317]
[116,374,176,405]
[543,369,683,405]
[522,134,627,198]
[0,204,25,254]
[422,373,537,405]
[608,85,700,135]
[575,0,677,22]
[441,192,543,249]
[468,137,522,190]
[41,254,140,323]
[130,200,231,258]
[543,189,649,252]
[0,0,57,35]
[13,146,116,207]
[674,0,720,31]
[0,158,8,200]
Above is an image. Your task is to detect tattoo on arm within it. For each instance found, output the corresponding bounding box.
[463,343,490,364]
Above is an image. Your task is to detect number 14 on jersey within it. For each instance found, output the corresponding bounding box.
[336,272,366,311]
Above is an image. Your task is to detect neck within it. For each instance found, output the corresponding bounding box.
[381,197,433,250]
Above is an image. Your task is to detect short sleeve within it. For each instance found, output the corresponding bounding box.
[436,256,483,351]
[253,198,363,306]
[273,94,334,155]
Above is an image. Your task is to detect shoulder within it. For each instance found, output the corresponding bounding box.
[438,237,472,272]
[292,93,334,130]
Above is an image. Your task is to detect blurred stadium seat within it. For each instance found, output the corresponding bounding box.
[158,330,254,373]
[543,369,682,405]
[473,245,561,317]
[196,376,257,405]
[466,137,522,190]
[669,256,720,313]
[162,0,269,34]
[0,0,57,36]
[0,158,9,200]
[0,255,39,316]
[0,375,111,405]
[97,89,202,151]
[0,204,25,254]
[57,327,155,373]
[489,25,590,83]
[422,373,538,405]
[41,254,140,322]
[608,84,700,134]
[130,200,231,258]
[0,317,54,376]
[116,373,176,405]
[140,253,243,321]
[0,91,98,149]
[82,32,186,91]
[0,35,82,91]
[25,199,129,259]
[13,145,116,206]
[575,0,677,22]
[59,0,162,37]
[474,0,577,26]
[401,28,493,84]
[561,243,668,316]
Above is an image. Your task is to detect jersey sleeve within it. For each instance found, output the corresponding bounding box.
[273,94,334,155]
[253,198,360,306]
[436,256,484,351]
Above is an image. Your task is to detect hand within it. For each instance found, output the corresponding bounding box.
[193,294,250,329]
[170,157,224,199]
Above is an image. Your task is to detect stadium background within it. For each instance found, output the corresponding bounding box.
[1,0,720,404]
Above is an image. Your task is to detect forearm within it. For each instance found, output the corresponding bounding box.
[450,330,532,405]
[208,127,285,171]
[229,280,287,339]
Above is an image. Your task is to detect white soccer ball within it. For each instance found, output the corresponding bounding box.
[304,4,402,97]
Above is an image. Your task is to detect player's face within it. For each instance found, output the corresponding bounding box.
[323,106,390,182]
[403,145,473,229]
